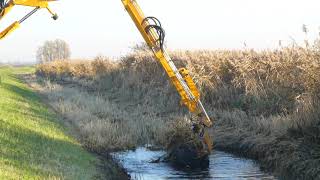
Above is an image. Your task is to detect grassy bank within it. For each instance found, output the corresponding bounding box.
[0,66,125,179]
[35,46,320,179]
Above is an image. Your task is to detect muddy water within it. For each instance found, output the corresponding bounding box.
[112,147,277,180]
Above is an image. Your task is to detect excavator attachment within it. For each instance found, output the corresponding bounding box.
[203,130,212,153]
[1,0,213,166]
[122,0,214,157]
[0,0,57,40]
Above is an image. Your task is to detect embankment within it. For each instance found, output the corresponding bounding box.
[0,66,127,179]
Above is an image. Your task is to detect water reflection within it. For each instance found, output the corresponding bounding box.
[112,147,277,180]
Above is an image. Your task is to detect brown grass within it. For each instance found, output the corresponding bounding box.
[34,45,320,179]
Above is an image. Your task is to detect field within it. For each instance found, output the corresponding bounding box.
[0,66,126,179]
[34,45,320,179]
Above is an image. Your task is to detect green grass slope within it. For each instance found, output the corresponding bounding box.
[0,66,99,179]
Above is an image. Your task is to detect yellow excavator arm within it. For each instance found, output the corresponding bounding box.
[0,0,57,40]
[0,0,214,154]
[121,0,213,153]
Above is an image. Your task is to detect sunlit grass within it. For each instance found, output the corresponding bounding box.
[0,66,99,179]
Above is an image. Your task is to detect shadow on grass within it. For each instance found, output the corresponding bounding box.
[0,82,64,128]
[0,118,87,178]
[0,78,95,178]
[1,82,40,103]
[8,74,25,84]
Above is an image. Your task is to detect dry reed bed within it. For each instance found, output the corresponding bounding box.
[28,79,186,152]
[35,47,320,179]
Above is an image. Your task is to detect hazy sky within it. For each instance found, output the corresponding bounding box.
[0,0,319,63]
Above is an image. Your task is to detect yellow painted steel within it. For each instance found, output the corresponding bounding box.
[154,51,199,113]
[122,0,201,113]
[13,0,48,8]
[121,0,155,48]
[0,21,19,39]
[122,0,213,152]
[179,68,200,112]
[0,0,57,40]
[0,0,213,153]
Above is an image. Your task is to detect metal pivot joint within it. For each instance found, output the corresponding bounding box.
[0,0,58,40]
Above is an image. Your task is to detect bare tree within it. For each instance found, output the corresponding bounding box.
[36,39,71,63]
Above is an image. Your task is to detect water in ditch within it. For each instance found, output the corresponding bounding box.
[112,147,277,180]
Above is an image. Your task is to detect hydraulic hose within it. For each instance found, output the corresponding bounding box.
[0,0,9,17]
[142,16,166,51]
[0,0,5,15]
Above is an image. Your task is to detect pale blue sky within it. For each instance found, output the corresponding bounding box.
[0,0,319,63]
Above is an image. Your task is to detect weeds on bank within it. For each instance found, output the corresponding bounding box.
[35,43,320,150]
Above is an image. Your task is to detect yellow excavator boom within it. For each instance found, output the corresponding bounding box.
[121,0,213,153]
[0,0,214,154]
[0,0,57,40]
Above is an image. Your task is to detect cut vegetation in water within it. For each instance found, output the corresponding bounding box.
[2,0,320,179]
[112,147,276,179]
[34,46,320,179]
